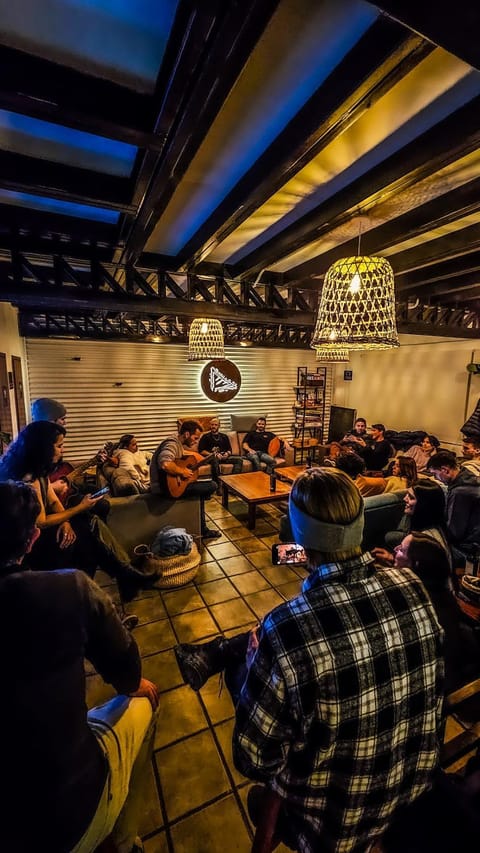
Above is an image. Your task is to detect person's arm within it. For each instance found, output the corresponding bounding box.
[158,445,193,480]
[446,491,471,545]
[242,432,254,453]
[32,479,102,528]
[197,434,211,457]
[232,625,294,782]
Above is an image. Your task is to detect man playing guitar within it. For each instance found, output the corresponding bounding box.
[150,420,220,540]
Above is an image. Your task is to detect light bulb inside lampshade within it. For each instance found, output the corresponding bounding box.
[200,321,209,334]
[349,272,361,294]
[311,255,399,351]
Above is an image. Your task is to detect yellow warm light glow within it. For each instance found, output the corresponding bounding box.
[349,272,361,293]
[200,321,209,334]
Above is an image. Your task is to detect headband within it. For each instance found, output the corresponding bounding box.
[288,493,364,551]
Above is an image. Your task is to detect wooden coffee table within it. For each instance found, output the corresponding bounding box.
[219,471,291,529]
[275,465,307,483]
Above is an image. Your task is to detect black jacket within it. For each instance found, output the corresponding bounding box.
[0,567,141,852]
[447,468,480,548]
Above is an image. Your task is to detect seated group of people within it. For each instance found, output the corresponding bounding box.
[2,400,480,851]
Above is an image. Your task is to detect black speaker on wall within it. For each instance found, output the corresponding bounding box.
[328,406,356,443]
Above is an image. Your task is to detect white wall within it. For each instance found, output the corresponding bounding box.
[25,338,329,459]
[0,303,28,436]
[331,334,480,450]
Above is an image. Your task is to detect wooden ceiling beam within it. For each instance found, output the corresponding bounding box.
[121,0,280,265]
[0,150,135,213]
[287,176,480,284]
[233,93,480,280]
[369,1,480,70]
[0,44,162,150]
[176,20,431,269]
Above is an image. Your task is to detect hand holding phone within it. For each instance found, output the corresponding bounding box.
[90,486,110,499]
[272,543,307,565]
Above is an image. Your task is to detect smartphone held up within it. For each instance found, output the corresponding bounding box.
[272,542,307,565]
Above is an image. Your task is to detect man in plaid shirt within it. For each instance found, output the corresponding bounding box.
[233,468,444,852]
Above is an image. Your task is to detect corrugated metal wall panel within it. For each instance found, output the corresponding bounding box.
[25,340,332,459]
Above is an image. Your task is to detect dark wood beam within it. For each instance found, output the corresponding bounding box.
[176,21,431,269]
[0,44,164,151]
[397,321,480,339]
[394,250,480,291]
[122,0,280,265]
[369,1,480,70]
[388,222,480,279]
[234,94,480,280]
[0,205,117,247]
[288,176,480,283]
[0,150,135,213]
[0,283,314,326]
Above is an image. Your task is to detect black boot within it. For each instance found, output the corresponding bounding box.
[116,565,161,603]
[174,636,228,691]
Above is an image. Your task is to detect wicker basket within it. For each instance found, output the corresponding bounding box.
[152,542,201,588]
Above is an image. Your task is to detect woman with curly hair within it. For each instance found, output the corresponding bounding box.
[0,422,159,605]
[110,433,152,495]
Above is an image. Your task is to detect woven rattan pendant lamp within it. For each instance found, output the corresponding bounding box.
[187,318,225,361]
[311,255,399,351]
[315,347,350,362]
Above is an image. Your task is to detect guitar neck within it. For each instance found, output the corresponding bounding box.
[188,452,215,472]
[64,453,100,483]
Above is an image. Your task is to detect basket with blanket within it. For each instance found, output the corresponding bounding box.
[133,525,201,588]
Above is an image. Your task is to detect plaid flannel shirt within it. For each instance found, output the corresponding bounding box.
[233,554,444,853]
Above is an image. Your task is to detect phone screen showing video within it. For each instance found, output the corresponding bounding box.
[273,543,307,565]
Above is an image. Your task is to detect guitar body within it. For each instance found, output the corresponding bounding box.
[165,453,215,499]
[49,461,74,483]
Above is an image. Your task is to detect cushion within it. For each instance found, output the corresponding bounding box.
[177,415,217,433]
[230,414,267,432]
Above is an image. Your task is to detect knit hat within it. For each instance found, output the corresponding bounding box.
[31,398,67,422]
[461,398,480,437]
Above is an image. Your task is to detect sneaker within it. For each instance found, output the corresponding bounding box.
[174,636,227,691]
[122,614,139,631]
[202,527,221,539]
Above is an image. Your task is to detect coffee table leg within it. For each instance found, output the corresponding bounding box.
[247,503,256,530]
[221,483,229,509]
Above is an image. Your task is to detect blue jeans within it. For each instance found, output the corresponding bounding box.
[245,451,276,475]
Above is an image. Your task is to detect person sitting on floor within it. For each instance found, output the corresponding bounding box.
[404,433,440,474]
[174,468,444,853]
[111,434,152,495]
[242,417,278,475]
[150,420,220,539]
[0,480,159,853]
[197,417,244,492]
[0,422,160,610]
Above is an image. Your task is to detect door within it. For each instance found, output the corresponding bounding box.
[12,355,27,431]
[0,352,13,444]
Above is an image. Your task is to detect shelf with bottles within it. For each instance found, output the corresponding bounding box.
[292,366,326,462]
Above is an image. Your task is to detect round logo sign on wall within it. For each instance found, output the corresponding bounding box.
[201,359,241,402]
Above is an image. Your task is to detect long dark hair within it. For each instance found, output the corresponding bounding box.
[410,479,447,533]
[408,532,450,590]
[0,422,66,481]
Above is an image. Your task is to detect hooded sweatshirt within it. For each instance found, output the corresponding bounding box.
[447,468,480,547]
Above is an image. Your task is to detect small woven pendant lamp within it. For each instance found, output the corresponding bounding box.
[188,318,225,361]
[315,347,350,362]
[311,256,399,350]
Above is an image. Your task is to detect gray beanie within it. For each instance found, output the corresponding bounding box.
[31,397,67,422]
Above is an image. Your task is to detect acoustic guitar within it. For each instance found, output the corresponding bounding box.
[49,442,116,499]
[165,452,216,499]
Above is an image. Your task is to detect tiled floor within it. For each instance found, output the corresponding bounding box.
[86,494,301,852]
[86,495,480,853]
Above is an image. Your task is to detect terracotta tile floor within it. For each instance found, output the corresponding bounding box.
[86,494,478,852]
[86,494,299,852]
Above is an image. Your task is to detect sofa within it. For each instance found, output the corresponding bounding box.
[106,492,201,557]
[176,413,291,476]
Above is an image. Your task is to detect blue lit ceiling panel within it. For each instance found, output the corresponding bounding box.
[0,0,179,92]
[0,110,137,176]
[145,0,378,255]
[0,189,119,223]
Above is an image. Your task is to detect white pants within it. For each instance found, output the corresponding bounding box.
[71,695,155,853]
